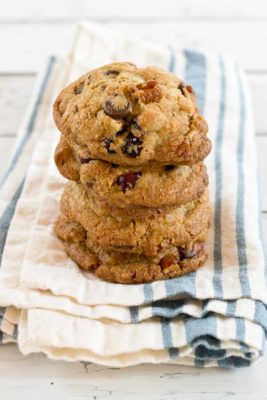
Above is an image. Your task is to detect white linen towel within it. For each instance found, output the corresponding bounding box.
[0,22,266,368]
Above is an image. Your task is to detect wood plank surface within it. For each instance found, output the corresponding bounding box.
[0,75,34,136]
[0,343,267,400]
[2,22,267,72]
[1,0,267,20]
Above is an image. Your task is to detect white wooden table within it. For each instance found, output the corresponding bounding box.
[1,1,267,398]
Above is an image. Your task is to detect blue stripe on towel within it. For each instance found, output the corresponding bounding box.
[152,300,185,319]
[184,315,217,343]
[236,66,250,297]
[0,56,55,189]
[219,357,251,368]
[226,301,237,316]
[213,56,226,298]
[129,306,139,323]
[164,274,197,298]
[168,47,176,73]
[184,49,206,115]
[254,301,267,330]
[0,179,25,266]
[160,318,173,348]
[160,318,179,359]
[235,318,246,343]
[143,284,153,303]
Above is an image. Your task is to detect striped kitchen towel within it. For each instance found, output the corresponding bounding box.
[0,22,266,368]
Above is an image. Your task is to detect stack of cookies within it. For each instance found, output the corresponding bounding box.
[53,62,211,284]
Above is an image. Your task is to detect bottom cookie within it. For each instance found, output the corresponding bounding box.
[55,216,207,284]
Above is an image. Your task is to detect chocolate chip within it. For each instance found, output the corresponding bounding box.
[180,242,203,260]
[75,82,84,95]
[104,70,120,78]
[103,138,116,154]
[164,165,176,171]
[116,172,141,193]
[79,156,93,164]
[103,95,130,119]
[111,163,119,168]
[122,133,143,158]
[116,126,127,136]
[178,82,186,96]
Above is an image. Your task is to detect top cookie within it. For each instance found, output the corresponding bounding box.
[53,62,211,166]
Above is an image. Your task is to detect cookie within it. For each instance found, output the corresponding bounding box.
[55,135,209,209]
[55,216,208,284]
[53,62,211,166]
[60,182,210,257]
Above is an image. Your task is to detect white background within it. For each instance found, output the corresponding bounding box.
[1,0,267,398]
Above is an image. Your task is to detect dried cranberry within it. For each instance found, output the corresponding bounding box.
[122,133,143,158]
[180,242,203,260]
[116,172,142,193]
[103,138,116,154]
